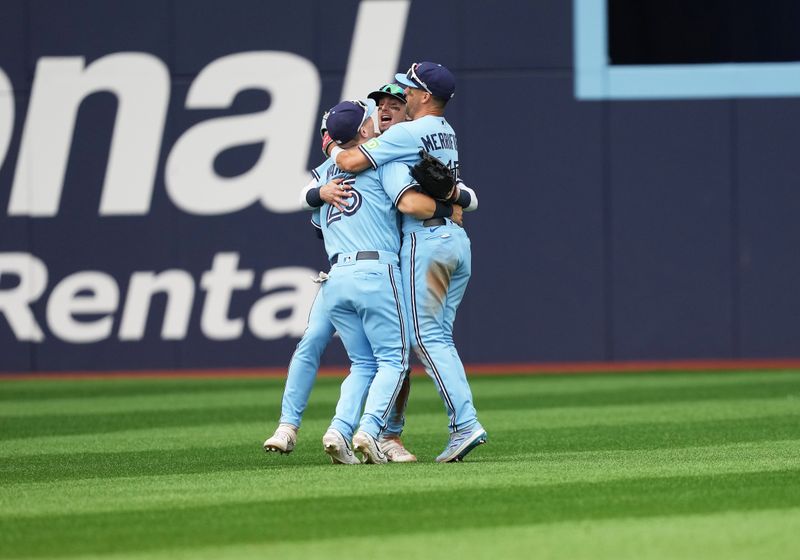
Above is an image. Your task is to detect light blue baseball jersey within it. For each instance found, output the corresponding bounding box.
[310,158,353,235]
[311,208,322,233]
[319,162,411,260]
[357,115,460,233]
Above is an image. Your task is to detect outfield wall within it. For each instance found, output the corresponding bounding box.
[1,0,798,372]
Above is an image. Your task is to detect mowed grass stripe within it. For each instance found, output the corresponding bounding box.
[3,440,799,519]
[2,369,798,403]
[2,396,799,458]
[3,376,799,440]
[0,404,275,441]
[0,378,281,402]
[59,508,800,560]
[2,413,798,484]
[1,470,798,558]
[0,389,283,418]
[468,369,800,393]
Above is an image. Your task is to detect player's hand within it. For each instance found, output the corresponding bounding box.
[320,178,352,212]
[321,132,335,157]
[451,204,464,226]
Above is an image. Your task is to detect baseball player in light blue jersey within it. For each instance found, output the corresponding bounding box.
[260,180,343,457]
[318,97,451,464]
[326,62,486,463]
[263,86,418,463]
[313,98,408,464]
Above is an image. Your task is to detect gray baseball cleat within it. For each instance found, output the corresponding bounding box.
[352,430,388,464]
[322,428,361,464]
[436,423,487,463]
[263,424,297,454]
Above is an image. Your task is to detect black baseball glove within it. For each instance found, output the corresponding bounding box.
[410,150,455,201]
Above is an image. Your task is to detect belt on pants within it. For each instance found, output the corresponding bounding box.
[330,250,380,265]
[422,218,447,227]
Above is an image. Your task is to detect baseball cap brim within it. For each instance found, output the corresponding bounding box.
[368,90,406,104]
[394,73,418,90]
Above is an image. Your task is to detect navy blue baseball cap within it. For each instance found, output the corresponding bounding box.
[395,62,455,99]
[326,98,376,144]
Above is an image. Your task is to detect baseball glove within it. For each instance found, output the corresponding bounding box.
[410,150,455,201]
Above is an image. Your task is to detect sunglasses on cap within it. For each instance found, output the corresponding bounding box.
[351,99,372,131]
[406,62,433,95]
[378,83,406,98]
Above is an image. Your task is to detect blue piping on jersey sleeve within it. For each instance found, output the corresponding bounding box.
[358,144,378,170]
[362,124,418,169]
[394,183,418,207]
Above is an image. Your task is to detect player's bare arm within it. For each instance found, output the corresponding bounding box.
[326,144,371,173]
[450,204,463,226]
[396,190,463,226]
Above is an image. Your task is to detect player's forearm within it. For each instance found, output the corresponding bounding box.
[330,146,371,173]
[397,190,440,219]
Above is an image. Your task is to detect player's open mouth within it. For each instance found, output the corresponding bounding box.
[380,114,391,123]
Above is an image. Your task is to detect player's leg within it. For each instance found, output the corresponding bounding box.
[264,289,335,454]
[280,290,336,427]
[432,229,486,462]
[328,321,376,443]
[404,229,485,461]
[320,271,379,464]
[440,230,477,424]
[352,262,409,463]
[379,369,416,461]
[323,317,375,465]
[382,275,414,452]
[383,369,411,436]
[381,241,420,459]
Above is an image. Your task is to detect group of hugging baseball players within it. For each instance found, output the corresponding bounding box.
[262,61,486,464]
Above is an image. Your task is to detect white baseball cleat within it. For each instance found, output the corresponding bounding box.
[379,435,417,463]
[436,423,488,463]
[322,428,361,464]
[263,424,298,454]
[352,431,388,464]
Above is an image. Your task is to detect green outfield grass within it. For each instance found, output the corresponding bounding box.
[1,369,799,559]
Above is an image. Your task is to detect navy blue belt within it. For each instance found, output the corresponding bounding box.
[330,251,380,265]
